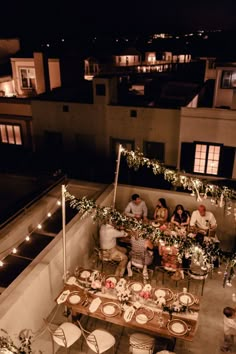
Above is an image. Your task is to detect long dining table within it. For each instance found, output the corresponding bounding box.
[56,269,200,342]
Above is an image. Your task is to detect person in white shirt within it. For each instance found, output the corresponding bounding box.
[99,223,129,277]
[124,194,148,222]
[221,307,236,352]
[190,204,217,236]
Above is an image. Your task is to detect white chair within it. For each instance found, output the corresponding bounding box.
[129,332,155,354]
[77,319,116,353]
[44,318,82,353]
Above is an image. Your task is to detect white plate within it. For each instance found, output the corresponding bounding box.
[179,293,194,306]
[171,322,185,334]
[80,270,91,278]
[152,222,160,227]
[167,319,188,336]
[155,289,166,297]
[131,283,142,292]
[136,314,148,324]
[68,294,81,305]
[103,305,116,315]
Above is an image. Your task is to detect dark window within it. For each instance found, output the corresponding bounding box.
[143,141,165,162]
[130,110,137,118]
[111,138,134,157]
[96,84,106,96]
[63,105,69,112]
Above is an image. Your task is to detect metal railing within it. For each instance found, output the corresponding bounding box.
[0,174,67,230]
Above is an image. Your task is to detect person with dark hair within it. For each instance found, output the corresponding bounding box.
[124,193,148,222]
[153,198,168,224]
[171,204,190,228]
[221,306,236,352]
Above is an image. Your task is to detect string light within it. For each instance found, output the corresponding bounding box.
[0,195,63,267]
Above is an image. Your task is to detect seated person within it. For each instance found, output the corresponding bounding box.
[124,193,148,222]
[153,198,168,224]
[171,204,190,228]
[99,222,129,277]
[127,229,154,279]
[190,204,217,242]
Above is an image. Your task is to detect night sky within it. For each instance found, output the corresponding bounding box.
[1,0,236,38]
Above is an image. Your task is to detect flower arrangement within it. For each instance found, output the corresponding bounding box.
[139,284,152,300]
[115,278,131,304]
[0,329,32,354]
[105,280,116,289]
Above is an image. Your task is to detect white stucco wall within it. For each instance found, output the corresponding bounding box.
[0,180,112,337]
[178,107,236,178]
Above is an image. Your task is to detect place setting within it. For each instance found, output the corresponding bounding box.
[100,301,121,317]
[167,319,192,337]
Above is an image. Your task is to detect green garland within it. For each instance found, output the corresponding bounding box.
[121,148,236,204]
[66,192,222,264]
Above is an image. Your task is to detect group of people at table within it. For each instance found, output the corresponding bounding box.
[99,193,218,279]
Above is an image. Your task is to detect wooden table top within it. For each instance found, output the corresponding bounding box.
[58,282,199,342]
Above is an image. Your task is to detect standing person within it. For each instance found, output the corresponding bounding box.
[190,204,217,235]
[171,204,190,228]
[221,307,236,352]
[153,198,168,224]
[99,222,129,277]
[124,193,148,222]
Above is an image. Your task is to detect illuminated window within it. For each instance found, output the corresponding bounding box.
[19,68,36,89]
[0,124,22,145]
[194,143,220,175]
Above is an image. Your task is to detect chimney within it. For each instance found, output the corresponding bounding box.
[34,52,51,94]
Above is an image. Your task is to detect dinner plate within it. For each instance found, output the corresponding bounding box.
[152,222,160,228]
[101,302,120,317]
[135,307,154,323]
[154,288,173,301]
[136,314,148,324]
[167,319,188,336]
[128,282,143,292]
[79,269,91,279]
[68,292,81,305]
[178,292,195,306]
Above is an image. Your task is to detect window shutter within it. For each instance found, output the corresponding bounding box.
[180,142,195,173]
[218,146,235,178]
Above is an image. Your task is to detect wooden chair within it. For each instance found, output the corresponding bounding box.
[127,250,154,282]
[44,318,82,353]
[129,332,155,354]
[77,319,116,353]
[94,247,120,272]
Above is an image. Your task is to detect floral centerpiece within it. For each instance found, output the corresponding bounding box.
[115,278,131,305]
[139,284,152,301]
[0,329,32,354]
[89,270,102,290]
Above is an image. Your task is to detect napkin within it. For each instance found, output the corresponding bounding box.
[57,290,70,304]
[124,306,135,322]
[89,297,102,313]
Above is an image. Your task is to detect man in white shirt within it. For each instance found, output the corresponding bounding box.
[190,204,217,236]
[221,307,236,352]
[99,223,129,277]
[124,193,148,222]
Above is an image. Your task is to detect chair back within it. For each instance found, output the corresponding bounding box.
[77,320,100,353]
[44,318,68,348]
